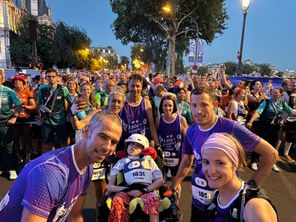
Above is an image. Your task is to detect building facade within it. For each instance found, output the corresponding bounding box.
[0,0,52,68]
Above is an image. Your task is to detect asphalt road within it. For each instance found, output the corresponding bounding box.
[1,159,296,221]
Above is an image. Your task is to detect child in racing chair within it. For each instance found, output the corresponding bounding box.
[107,134,164,222]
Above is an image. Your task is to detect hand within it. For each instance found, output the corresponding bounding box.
[7,117,17,126]
[246,122,252,129]
[70,102,79,115]
[149,140,155,148]
[127,190,142,197]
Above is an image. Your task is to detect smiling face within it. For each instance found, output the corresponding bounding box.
[128,79,142,98]
[82,84,92,98]
[162,99,174,115]
[107,93,125,115]
[84,117,122,164]
[127,142,143,156]
[67,80,77,91]
[201,149,236,190]
[190,93,216,129]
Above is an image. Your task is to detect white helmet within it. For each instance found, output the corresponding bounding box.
[125,134,149,149]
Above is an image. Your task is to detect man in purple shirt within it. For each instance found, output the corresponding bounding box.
[172,86,278,221]
[0,112,122,222]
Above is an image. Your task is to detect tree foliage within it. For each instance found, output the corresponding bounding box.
[10,17,93,69]
[50,22,91,69]
[110,0,229,74]
[258,64,272,76]
[119,56,129,69]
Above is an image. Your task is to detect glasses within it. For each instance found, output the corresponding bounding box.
[47,75,57,79]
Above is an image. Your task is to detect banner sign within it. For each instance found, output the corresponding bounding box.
[189,39,197,63]
[197,39,205,63]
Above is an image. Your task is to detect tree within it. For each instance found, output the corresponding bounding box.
[50,22,91,68]
[119,56,129,70]
[242,63,254,75]
[105,55,118,70]
[197,66,207,75]
[10,15,35,67]
[37,24,55,68]
[259,64,272,76]
[110,0,228,76]
[224,61,237,76]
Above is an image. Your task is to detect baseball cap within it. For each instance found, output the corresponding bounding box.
[13,74,27,83]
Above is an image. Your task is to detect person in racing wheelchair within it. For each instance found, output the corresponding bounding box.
[106,134,164,222]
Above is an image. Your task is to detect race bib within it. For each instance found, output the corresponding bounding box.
[163,157,180,167]
[91,168,106,181]
[191,173,217,206]
[163,151,180,167]
[192,185,216,206]
[124,169,152,185]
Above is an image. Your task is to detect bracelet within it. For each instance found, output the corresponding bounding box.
[170,185,179,195]
[70,111,77,117]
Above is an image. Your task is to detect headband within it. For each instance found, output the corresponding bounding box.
[201,133,239,167]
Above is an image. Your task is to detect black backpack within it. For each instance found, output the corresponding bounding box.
[208,184,278,222]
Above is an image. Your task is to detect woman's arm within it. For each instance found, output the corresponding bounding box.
[25,98,37,110]
[180,116,188,137]
[244,198,277,222]
[226,100,235,120]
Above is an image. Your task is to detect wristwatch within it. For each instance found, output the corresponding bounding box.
[143,188,150,193]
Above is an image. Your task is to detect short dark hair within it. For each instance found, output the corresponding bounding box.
[159,94,178,115]
[128,73,143,85]
[191,86,215,98]
[46,68,58,76]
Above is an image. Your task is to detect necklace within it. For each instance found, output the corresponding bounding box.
[218,180,243,206]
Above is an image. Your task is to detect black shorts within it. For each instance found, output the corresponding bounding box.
[163,164,179,176]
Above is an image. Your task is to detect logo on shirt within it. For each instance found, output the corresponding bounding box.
[128,161,140,169]
[195,177,207,187]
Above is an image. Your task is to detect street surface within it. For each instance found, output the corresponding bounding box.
[1,157,296,221]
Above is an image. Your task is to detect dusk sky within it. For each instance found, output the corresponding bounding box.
[46,0,296,71]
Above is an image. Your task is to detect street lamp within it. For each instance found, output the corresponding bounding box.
[236,0,251,75]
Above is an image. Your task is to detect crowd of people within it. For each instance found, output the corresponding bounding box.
[0,65,295,221]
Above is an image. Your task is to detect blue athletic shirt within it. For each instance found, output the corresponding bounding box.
[0,145,92,222]
[182,116,260,210]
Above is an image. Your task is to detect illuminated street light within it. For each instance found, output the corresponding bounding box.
[242,0,251,12]
[162,4,172,14]
[236,0,251,75]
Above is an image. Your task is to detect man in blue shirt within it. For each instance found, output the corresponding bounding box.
[0,112,122,222]
[172,86,278,221]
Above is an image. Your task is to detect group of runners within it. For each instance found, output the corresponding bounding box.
[1,66,295,221]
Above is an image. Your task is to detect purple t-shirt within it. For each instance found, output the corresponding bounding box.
[182,117,260,209]
[0,146,92,222]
